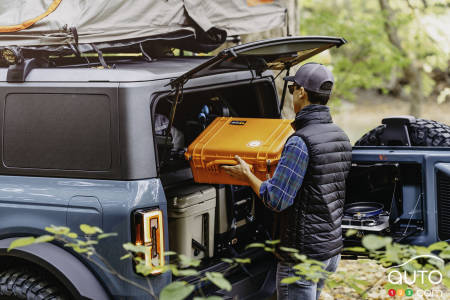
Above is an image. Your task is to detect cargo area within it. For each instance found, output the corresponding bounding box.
[152,80,427,267]
[152,81,279,271]
[343,162,424,249]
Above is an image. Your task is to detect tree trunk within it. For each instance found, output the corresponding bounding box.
[378,0,424,117]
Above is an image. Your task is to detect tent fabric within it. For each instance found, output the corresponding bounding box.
[0,0,62,33]
[0,0,286,52]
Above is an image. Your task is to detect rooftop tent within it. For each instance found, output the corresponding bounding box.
[0,0,287,55]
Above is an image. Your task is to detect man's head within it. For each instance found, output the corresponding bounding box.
[284,62,334,113]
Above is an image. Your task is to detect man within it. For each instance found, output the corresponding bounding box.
[222,62,352,300]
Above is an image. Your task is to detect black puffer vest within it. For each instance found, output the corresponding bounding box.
[279,104,352,261]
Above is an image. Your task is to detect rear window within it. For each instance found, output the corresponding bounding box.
[3,93,111,171]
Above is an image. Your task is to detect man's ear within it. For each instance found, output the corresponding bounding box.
[299,87,306,98]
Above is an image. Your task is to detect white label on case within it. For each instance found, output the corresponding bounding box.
[247,140,261,147]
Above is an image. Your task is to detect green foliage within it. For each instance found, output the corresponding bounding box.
[279,246,299,253]
[234,258,251,264]
[98,233,118,239]
[160,281,195,300]
[345,246,366,253]
[178,254,201,268]
[80,224,103,235]
[10,223,450,300]
[345,229,358,237]
[205,272,232,292]
[245,242,265,249]
[265,239,280,245]
[299,0,448,102]
[362,235,392,251]
[280,276,301,284]
[123,243,147,253]
[7,237,37,252]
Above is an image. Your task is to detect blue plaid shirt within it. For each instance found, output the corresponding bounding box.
[259,135,309,212]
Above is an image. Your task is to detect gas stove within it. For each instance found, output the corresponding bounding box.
[342,214,390,231]
[342,202,390,232]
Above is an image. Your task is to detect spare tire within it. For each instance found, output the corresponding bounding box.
[355,119,450,147]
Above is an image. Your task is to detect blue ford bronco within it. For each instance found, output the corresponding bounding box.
[0,36,449,300]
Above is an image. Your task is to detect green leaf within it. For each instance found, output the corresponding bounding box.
[174,269,199,277]
[245,243,265,249]
[345,246,366,253]
[279,247,299,253]
[164,251,178,256]
[292,253,307,262]
[264,247,275,253]
[136,263,153,276]
[428,241,449,251]
[120,253,132,260]
[97,233,118,239]
[326,278,340,289]
[160,281,195,300]
[265,240,280,245]
[221,258,234,264]
[439,249,450,259]
[304,259,325,266]
[280,276,300,284]
[8,237,35,251]
[45,225,70,235]
[66,232,78,239]
[443,277,450,289]
[73,246,89,253]
[345,229,358,237]
[235,258,251,264]
[34,235,54,244]
[123,243,147,253]
[205,272,232,292]
[362,235,392,251]
[80,224,103,235]
[178,254,201,268]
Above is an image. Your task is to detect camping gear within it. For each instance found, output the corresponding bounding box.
[344,202,384,219]
[0,0,286,54]
[167,184,216,259]
[215,185,255,235]
[185,117,294,186]
[342,202,389,232]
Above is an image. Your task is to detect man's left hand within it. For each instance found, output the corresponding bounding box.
[221,155,252,182]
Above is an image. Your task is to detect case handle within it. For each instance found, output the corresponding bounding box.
[206,159,254,172]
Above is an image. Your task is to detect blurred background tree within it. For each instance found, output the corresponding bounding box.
[299,0,449,117]
[217,0,449,142]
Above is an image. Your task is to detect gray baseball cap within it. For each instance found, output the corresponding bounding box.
[284,62,334,95]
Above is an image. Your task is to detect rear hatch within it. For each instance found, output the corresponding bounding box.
[168,36,346,88]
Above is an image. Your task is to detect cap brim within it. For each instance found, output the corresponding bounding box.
[283,76,296,82]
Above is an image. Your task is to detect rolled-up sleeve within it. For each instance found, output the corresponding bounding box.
[259,135,309,212]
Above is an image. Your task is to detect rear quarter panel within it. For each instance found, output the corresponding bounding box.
[0,176,170,299]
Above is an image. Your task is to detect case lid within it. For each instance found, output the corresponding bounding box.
[167,184,216,209]
[186,117,294,172]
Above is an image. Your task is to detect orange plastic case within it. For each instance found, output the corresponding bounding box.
[185,117,294,186]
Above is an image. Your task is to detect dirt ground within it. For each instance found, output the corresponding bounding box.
[320,259,449,300]
[329,90,450,144]
[322,91,450,299]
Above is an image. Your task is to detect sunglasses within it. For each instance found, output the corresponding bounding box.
[288,84,300,95]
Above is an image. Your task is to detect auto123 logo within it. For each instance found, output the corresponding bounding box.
[385,254,445,298]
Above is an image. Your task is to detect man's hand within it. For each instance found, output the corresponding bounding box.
[221,155,252,182]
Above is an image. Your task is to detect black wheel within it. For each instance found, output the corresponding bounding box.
[355,119,450,147]
[0,267,70,300]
